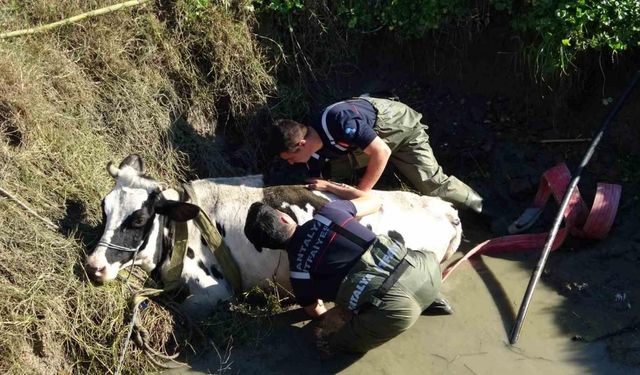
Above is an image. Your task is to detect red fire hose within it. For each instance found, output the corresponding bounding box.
[442,162,621,282]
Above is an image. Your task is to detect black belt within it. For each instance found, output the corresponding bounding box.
[368,256,411,307]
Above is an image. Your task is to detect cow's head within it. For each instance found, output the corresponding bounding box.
[85,154,199,282]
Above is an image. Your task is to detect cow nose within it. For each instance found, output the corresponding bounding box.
[85,265,106,281]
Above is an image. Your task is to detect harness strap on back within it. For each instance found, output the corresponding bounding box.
[313,214,370,248]
[374,257,410,301]
[314,214,412,309]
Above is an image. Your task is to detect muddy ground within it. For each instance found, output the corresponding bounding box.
[167,32,640,374]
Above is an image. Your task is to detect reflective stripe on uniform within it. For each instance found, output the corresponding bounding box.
[321,102,348,151]
[313,214,332,226]
[290,271,311,279]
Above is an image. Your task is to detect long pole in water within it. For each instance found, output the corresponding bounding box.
[509,70,640,345]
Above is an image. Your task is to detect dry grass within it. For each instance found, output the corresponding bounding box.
[0,0,274,373]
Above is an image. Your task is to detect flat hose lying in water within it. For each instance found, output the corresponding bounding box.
[441,70,640,345]
[442,162,622,282]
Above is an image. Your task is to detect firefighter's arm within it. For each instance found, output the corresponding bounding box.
[357,137,391,191]
[306,179,381,218]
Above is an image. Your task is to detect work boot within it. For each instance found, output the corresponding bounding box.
[422,295,454,316]
[464,189,484,214]
[462,190,509,235]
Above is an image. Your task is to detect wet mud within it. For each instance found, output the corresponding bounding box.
[167,228,637,374]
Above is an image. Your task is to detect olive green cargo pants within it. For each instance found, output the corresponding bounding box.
[329,97,482,212]
[329,250,442,353]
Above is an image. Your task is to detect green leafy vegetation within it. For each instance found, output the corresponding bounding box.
[255,0,640,76]
[337,0,470,36]
[492,0,640,74]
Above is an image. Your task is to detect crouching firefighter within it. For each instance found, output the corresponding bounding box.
[243,179,443,354]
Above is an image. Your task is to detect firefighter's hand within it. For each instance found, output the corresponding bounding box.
[304,299,327,319]
[306,178,333,191]
[306,178,350,191]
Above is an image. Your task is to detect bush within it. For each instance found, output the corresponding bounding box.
[493,0,640,74]
[337,0,470,36]
[254,0,640,76]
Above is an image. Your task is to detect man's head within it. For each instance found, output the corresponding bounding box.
[269,119,318,164]
[244,202,297,251]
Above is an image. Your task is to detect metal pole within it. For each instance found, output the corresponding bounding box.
[509,70,640,345]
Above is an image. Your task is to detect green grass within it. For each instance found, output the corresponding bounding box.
[0,1,274,373]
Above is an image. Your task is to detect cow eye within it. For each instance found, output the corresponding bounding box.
[130,214,148,228]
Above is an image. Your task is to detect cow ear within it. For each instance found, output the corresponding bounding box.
[155,200,200,222]
[119,154,144,173]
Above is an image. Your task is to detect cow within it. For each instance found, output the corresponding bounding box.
[85,154,462,315]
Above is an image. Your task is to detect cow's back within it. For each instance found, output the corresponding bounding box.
[361,191,461,263]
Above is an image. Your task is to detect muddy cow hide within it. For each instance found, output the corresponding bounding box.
[86,154,462,315]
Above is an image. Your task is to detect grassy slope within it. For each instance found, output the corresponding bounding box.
[0,1,271,373]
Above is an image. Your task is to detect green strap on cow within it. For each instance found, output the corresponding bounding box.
[163,221,189,292]
[180,183,244,296]
[161,183,243,296]
[193,207,244,296]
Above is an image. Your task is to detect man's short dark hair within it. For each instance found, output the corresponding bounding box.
[268,119,308,155]
[244,202,291,250]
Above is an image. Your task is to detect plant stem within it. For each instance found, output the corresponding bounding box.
[0,0,149,40]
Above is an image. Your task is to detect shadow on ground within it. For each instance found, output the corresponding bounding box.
[180,307,363,374]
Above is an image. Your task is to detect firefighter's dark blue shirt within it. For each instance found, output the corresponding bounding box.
[286,200,377,306]
[311,99,378,158]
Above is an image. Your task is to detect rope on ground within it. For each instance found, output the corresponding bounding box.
[115,260,188,373]
[115,299,139,375]
[0,186,59,230]
[115,285,188,373]
[0,0,150,39]
[115,260,142,375]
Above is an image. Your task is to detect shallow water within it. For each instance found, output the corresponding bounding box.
[166,241,634,375]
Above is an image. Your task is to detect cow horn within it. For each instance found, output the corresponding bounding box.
[107,162,120,178]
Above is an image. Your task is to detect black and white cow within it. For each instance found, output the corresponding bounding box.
[86,155,462,313]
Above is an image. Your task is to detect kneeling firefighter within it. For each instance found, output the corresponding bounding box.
[243,179,442,353]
